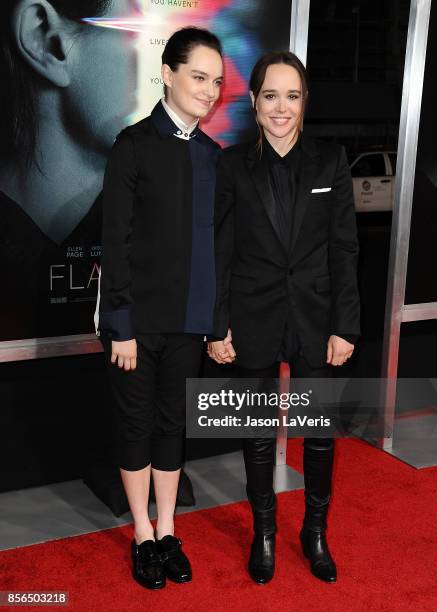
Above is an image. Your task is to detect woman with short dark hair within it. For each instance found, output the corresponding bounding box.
[98,26,224,590]
[209,50,360,585]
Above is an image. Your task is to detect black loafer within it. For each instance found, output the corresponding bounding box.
[157,535,192,583]
[131,539,166,589]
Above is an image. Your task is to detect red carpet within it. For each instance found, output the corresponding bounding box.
[1,439,437,611]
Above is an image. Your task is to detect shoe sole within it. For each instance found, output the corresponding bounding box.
[248,565,274,584]
[250,577,273,585]
[132,572,166,590]
[165,574,192,584]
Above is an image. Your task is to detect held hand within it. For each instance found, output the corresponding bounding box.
[223,327,233,346]
[326,335,354,366]
[208,328,236,364]
[223,327,236,355]
[111,339,137,371]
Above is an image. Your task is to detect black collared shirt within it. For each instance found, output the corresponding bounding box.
[265,134,302,250]
[264,135,302,360]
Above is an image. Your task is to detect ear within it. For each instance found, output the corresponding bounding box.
[12,0,71,87]
[249,91,256,110]
[161,64,174,90]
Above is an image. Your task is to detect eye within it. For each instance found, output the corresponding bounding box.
[289,94,299,100]
[194,75,205,81]
[264,94,275,100]
[215,80,223,87]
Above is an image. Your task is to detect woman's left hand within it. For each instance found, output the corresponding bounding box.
[207,328,236,364]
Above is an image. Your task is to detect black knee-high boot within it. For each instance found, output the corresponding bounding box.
[300,438,337,583]
[243,437,276,584]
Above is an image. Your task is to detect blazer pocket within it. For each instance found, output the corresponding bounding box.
[309,193,333,201]
[315,275,331,294]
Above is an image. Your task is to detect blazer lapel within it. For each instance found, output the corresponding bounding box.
[246,144,285,250]
[289,135,321,257]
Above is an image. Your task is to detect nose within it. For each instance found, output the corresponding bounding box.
[276,97,287,113]
[205,80,215,99]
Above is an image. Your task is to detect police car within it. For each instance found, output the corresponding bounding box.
[349,150,397,212]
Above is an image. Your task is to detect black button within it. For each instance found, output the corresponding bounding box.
[289,268,294,276]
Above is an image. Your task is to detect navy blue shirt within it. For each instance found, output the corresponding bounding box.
[184,134,217,333]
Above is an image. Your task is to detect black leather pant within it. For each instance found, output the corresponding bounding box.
[243,436,334,531]
[236,355,334,533]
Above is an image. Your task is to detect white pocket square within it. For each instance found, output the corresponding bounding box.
[311,187,331,193]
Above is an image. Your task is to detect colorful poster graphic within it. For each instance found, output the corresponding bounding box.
[0,0,291,345]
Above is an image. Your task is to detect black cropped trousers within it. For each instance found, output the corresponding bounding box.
[102,333,204,472]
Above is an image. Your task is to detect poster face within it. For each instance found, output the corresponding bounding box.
[0,0,292,346]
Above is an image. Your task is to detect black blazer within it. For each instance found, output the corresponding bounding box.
[98,102,220,340]
[213,134,360,369]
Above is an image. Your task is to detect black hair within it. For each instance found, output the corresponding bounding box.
[162,26,222,97]
[0,0,112,166]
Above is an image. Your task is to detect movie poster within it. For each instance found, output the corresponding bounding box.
[0,0,292,347]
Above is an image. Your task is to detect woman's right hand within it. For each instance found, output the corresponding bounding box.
[111,339,137,371]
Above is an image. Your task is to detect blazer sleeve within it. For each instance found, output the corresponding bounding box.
[329,146,361,339]
[211,151,235,340]
[99,130,138,341]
